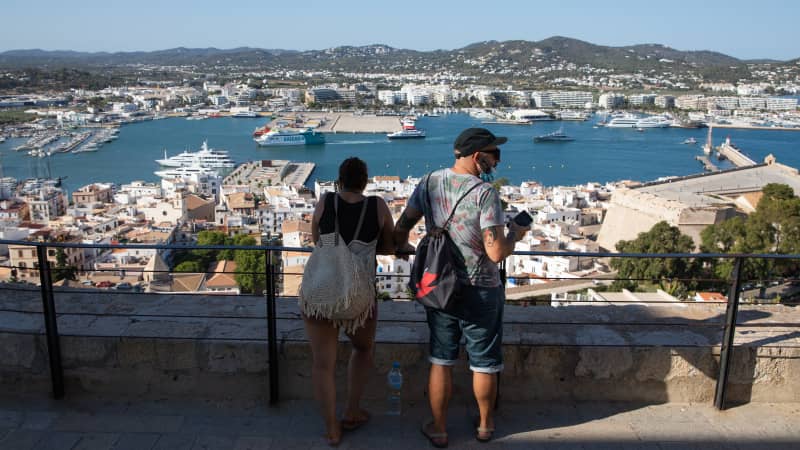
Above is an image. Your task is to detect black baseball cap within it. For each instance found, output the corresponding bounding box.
[453,128,508,158]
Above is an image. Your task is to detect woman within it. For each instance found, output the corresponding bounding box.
[304,157,395,446]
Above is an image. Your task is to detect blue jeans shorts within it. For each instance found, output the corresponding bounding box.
[425,284,505,373]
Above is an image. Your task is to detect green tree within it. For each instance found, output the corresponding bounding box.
[53,249,77,282]
[233,234,267,294]
[700,183,800,286]
[610,221,696,296]
[174,261,205,273]
[492,177,509,209]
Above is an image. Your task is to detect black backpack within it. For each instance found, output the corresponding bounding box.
[409,174,484,311]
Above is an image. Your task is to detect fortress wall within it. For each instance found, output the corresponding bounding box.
[597,190,685,251]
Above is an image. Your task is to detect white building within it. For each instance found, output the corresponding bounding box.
[597,93,624,109]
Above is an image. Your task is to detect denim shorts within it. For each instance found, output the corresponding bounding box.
[425,284,505,373]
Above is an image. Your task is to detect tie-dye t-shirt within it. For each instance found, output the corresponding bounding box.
[408,168,505,287]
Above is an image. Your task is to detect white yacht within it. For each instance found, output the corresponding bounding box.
[156,141,235,168]
[636,115,672,128]
[607,114,672,128]
[154,165,219,179]
[606,114,641,128]
[512,109,554,121]
[558,110,590,121]
[387,128,426,139]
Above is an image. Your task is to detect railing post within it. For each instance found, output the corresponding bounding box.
[36,244,64,399]
[265,248,279,405]
[714,256,743,410]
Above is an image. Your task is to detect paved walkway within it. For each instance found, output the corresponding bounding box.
[0,395,797,449]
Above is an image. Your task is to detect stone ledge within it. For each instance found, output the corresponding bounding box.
[1,289,798,403]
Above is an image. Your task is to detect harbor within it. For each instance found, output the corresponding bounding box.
[2,113,799,193]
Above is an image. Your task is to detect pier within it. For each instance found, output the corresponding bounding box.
[695,155,720,172]
[717,138,757,167]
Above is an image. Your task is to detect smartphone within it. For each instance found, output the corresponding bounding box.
[511,210,533,227]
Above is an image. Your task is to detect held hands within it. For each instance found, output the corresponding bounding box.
[395,242,416,260]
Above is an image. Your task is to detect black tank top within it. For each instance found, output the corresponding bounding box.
[319,193,379,244]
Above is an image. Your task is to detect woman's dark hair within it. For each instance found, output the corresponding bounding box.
[338,157,368,192]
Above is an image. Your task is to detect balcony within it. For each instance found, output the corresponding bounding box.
[0,240,799,447]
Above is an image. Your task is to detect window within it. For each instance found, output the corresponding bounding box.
[48,250,56,256]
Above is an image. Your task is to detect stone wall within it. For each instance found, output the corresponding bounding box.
[1,288,798,404]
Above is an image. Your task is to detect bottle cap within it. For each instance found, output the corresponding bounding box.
[392,361,400,368]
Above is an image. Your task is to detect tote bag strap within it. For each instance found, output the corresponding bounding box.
[333,193,369,245]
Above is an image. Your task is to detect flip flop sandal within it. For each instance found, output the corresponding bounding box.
[421,421,448,448]
[475,426,495,443]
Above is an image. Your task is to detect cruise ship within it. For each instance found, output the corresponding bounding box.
[156,141,235,168]
[254,128,325,146]
[154,165,219,179]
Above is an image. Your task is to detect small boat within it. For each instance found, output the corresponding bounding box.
[636,127,645,132]
[387,128,426,139]
[682,137,697,145]
[533,127,574,143]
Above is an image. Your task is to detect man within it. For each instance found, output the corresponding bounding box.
[394,128,529,447]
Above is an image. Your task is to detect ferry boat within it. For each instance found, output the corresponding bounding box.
[253,124,271,137]
[533,127,574,143]
[254,128,325,146]
[156,141,235,168]
[388,117,426,139]
[231,111,258,118]
[154,165,219,179]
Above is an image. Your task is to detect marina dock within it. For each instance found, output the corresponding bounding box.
[270,112,402,134]
[695,155,720,172]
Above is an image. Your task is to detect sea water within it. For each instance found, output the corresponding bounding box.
[1,114,799,194]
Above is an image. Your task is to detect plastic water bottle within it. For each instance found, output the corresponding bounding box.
[386,361,403,415]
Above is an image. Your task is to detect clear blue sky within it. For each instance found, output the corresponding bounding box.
[2,0,798,60]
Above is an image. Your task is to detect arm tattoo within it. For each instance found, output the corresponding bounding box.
[484,227,497,247]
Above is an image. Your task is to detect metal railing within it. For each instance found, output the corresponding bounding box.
[0,239,798,410]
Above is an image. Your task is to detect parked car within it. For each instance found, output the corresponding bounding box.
[95,281,115,288]
[115,282,132,290]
